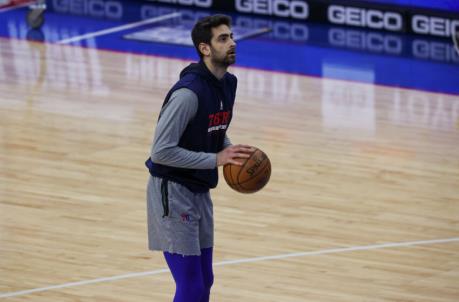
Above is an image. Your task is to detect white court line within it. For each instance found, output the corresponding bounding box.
[0,1,33,13]
[1,237,458,299]
[0,269,170,299]
[57,12,181,44]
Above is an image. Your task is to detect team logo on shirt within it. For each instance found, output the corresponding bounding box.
[208,110,231,133]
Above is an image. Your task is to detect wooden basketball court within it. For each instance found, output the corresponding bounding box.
[1,39,458,301]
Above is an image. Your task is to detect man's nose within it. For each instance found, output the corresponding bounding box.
[230,37,236,47]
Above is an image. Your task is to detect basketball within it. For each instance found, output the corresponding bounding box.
[223,147,271,194]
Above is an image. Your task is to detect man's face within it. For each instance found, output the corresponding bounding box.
[209,24,236,67]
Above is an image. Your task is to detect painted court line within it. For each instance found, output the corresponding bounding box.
[1,237,458,299]
[57,12,181,44]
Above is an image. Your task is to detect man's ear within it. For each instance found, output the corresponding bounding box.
[199,43,211,57]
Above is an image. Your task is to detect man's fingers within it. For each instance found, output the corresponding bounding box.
[235,144,250,148]
[221,145,257,166]
[233,146,255,153]
[240,147,254,153]
[234,144,253,149]
[235,153,250,158]
[229,159,243,166]
[227,151,250,159]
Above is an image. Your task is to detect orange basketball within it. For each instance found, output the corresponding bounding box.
[223,147,271,194]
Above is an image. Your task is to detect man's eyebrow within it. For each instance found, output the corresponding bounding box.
[217,32,233,39]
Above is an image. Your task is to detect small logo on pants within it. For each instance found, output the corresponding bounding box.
[180,213,190,222]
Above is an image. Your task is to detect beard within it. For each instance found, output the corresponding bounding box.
[211,49,236,67]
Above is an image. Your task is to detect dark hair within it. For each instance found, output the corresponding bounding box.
[191,14,232,58]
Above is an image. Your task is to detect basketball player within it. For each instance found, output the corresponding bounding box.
[145,15,254,302]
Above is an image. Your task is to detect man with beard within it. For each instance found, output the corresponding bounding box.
[145,15,254,302]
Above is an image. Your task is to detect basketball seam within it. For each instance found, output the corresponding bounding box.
[239,165,271,192]
[236,148,258,184]
[232,164,246,192]
[225,163,244,192]
[225,165,237,188]
[229,164,238,189]
[224,165,231,184]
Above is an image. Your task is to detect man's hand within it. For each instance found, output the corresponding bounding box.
[217,145,255,166]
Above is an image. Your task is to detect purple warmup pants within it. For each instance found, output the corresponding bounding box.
[164,247,214,302]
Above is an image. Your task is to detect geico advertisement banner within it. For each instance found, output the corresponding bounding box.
[50,0,459,38]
